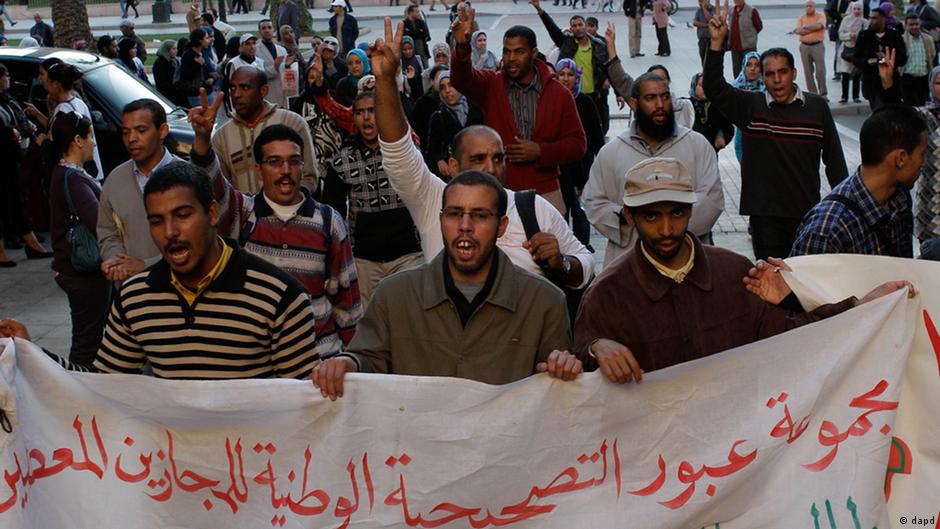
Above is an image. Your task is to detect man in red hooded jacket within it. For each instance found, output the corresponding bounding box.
[449,3,586,214]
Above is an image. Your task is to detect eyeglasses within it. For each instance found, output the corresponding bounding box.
[261,156,304,169]
[441,208,497,224]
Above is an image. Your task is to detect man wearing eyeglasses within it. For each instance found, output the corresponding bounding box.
[311,170,580,401]
[211,66,317,194]
[189,94,362,359]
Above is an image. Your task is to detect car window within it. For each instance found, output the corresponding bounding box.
[0,60,39,106]
[81,63,177,117]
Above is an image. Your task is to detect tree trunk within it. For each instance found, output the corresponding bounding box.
[51,0,94,50]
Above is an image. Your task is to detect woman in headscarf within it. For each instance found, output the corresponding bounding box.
[688,72,734,153]
[471,31,497,71]
[913,66,940,245]
[335,48,371,106]
[153,40,184,106]
[554,59,602,246]
[410,63,448,148]
[880,1,902,31]
[425,70,484,179]
[837,1,866,103]
[401,36,424,100]
[279,24,306,66]
[731,51,764,162]
[422,42,451,92]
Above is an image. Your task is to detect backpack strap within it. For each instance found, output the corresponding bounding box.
[514,189,540,241]
[514,189,554,274]
[319,202,334,250]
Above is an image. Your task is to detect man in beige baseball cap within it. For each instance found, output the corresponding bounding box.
[571,157,903,386]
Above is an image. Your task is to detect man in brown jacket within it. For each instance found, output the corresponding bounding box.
[574,157,914,384]
[312,170,581,399]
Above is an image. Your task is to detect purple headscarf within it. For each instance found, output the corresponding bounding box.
[555,58,583,97]
[880,1,898,28]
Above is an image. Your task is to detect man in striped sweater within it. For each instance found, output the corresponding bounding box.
[190,94,363,358]
[2,162,323,380]
[703,0,848,261]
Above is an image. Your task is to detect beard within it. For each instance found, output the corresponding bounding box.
[635,106,676,142]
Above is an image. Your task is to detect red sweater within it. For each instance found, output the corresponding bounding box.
[450,43,587,194]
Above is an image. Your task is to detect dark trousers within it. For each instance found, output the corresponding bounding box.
[559,167,592,247]
[587,90,610,134]
[731,48,756,79]
[55,273,112,366]
[840,73,860,101]
[749,215,803,261]
[655,26,670,56]
[902,74,929,107]
[698,38,709,64]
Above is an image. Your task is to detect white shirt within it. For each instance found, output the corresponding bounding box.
[227,55,266,77]
[379,133,595,289]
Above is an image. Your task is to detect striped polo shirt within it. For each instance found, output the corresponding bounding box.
[94,239,320,379]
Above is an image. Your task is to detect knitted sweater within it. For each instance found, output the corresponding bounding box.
[703,49,848,219]
[211,101,318,194]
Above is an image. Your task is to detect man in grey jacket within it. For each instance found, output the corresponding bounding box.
[583,72,724,268]
[256,19,289,108]
[97,100,180,282]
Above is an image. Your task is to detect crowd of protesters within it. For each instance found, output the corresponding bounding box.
[0,0,934,397]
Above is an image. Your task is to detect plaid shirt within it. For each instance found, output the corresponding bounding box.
[790,171,913,257]
[907,36,928,77]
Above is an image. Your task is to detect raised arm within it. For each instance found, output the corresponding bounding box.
[703,0,751,126]
[604,22,634,97]
[530,0,567,48]
[449,3,495,107]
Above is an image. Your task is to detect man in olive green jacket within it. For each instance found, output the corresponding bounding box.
[312,170,581,399]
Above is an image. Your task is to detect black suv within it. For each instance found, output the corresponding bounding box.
[0,47,194,175]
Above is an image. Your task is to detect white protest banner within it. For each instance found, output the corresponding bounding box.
[0,271,919,528]
[784,255,940,529]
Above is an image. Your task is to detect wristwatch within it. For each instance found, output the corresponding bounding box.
[561,255,572,276]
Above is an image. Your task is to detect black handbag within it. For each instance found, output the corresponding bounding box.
[840,45,855,62]
[63,168,103,273]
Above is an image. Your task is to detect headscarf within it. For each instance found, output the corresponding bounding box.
[356,41,370,52]
[157,40,176,62]
[432,42,451,62]
[688,72,711,125]
[928,65,940,109]
[401,36,423,75]
[357,74,375,93]
[732,51,765,92]
[471,31,496,70]
[435,70,470,126]
[19,37,39,48]
[345,48,371,81]
[880,1,898,28]
[840,1,866,38]
[555,58,583,97]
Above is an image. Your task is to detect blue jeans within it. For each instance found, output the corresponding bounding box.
[0,5,14,25]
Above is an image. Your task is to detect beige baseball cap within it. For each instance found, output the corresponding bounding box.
[622,158,697,207]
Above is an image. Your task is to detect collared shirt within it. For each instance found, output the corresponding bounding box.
[796,12,827,44]
[764,84,806,106]
[790,171,914,257]
[641,234,695,283]
[907,36,928,77]
[574,41,595,94]
[170,236,233,305]
[134,148,175,192]
[507,69,541,140]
